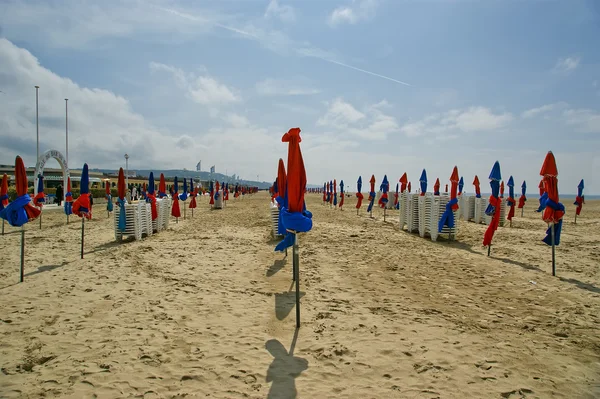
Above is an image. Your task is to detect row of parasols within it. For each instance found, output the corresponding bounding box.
[0,155,258,283]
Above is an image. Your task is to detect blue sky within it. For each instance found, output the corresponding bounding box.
[0,0,598,194]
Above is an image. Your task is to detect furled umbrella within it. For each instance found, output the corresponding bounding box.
[329,180,334,207]
[339,180,345,210]
[106,180,113,217]
[518,181,527,217]
[171,176,181,221]
[189,178,198,217]
[355,176,364,215]
[158,173,167,198]
[445,184,448,193]
[473,176,481,198]
[209,180,215,207]
[433,178,440,195]
[483,161,502,256]
[333,179,338,207]
[0,173,8,235]
[408,182,412,193]
[179,177,188,219]
[33,174,45,229]
[400,173,408,193]
[438,166,459,236]
[65,176,73,223]
[574,179,584,223]
[394,183,399,210]
[540,151,565,276]
[276,158,287,237]
[72,163,92,259]
[506,176,516,227]
[214,181,221,207]
[367,175,376,217]
[116,168,127,237]
[234,183,240,198]
[419,169,427,196]
[379,175,389,221]
[275,127,313,329]
[322,182,327,204]
[0,156,41,282]
[147,172,158,221]
[500,181,505,198]
[458,177,464,196]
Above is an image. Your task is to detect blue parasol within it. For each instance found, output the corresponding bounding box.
[419,169,427,195]
[458,176,464,195]
[180,177,188,201]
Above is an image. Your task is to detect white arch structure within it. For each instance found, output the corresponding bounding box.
[34,150,70,202]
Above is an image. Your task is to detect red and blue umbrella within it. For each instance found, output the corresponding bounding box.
[483,161,501,250]
[116,169,127,232]
[458,176,464,195]
[419,169,427,196]
[329,180,334,206]
[209,180,215,205]
[180,177,188,202]
[540,151,564,246]
[276,158,287,236]
[394,183,399,210]
[339,180,345,209]
[356,176,363,213]
[158,173,167,198]
[147,172,158,221]
[0,156,40,227]
[518,181,527,210]
[433,178,440,195]
[574,179,584,217]
[367,175,376,213]
[33,175,45,208]
[106,180,113,213]
[473,176,481,198]
[500,181,505,198]
[439,166,459,232]
[171,176,181,218]
[536,178,547,212]
[0,174,8,235]
[275,127,312,252]
[378,175,389,208]
[73,164,92,219]
[333,179,338,206]
[322,182,327,203]
[506,176,516,224]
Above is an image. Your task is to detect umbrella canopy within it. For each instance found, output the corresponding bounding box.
[322,182,327,202]
[64,176,73,215]
[189,178,198,210]
[500,181,505,198]
[445,184,448,193]
[172,176,181,217]
[506,176,516,221]
[419,169,427,196]
[356,176,364,209]
[0,174,8,210]
[458,177,464,195]
[473,176,481,198]
[518,181,527,209]
[408,182,412,193]
[0,156,40,226]
[574,179,584,216]
[179,177,188,202]
[378,175,389,207]
[439,166,460,232]
[145,172,157,220]
[394,183,400,209]
[367,175,376,212]
[333,179,338,206]
[116,168,127,231]
[33,175,45,207]
[329,180,334,205]
[433,178,440,195]
[105,179,113,213]
[277,159,287,208]
[209,180,215,205]
[72,164,91,219]
[540,151,565,245]
[536,178,548,212]
[399,173,408,193]
[483,161,502,247]
[339,180,345,208]
[158,173,167,198]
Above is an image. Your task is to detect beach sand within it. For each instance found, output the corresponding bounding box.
[1,193,599,398]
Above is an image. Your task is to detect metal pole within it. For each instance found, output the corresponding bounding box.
[65,99,69,217]
[81,218,85,259]
[125,154,129,201]
[294,233,300,328]
[487,245,491,257]
[35,86,39,162]
[20,226,25,282]
[551,223,556,276]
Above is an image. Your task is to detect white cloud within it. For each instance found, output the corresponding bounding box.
[224,113,250,128]
[264,0,295,23]
[149,62,241,106]
[255,78,320,96]
[563,109,600,133]
[400,107,513,139]
[317,98,399,140]
[521,102,568,119]
[554,56,581,74]
[328,0,379,26]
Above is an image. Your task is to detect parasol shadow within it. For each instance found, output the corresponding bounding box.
[265,328,308,399]
[275,290,306,320]
[267,259,287,277]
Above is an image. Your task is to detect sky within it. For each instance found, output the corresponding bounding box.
[0,0,599,194]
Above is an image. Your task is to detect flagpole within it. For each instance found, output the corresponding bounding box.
[65,99,69,223]
[35,86,39,162]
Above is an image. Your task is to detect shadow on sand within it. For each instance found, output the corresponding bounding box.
[24,262,69,278]
[559,277,600,294]
[275,290,306,320]
[266,328,308,399]
[267,259,287,277]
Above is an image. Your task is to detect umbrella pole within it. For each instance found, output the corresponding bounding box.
[39,211,42,229]
[81,218,85,259]
[551,223,556,276]
[574,214,577,224]
[20,226,25,283]
[2,219,4,236]
[384,207,386,222]
[293,232,300,329]
[521,208,524,218]
[184,204,186,219]
[487,245,491,257]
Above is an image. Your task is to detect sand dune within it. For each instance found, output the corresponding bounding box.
[1,194,599,398]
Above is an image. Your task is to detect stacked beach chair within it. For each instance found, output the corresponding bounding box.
[153,198,171,232]
[459,195,475,221]
[406,193,420,233]
[430,194,459,241]
[269,201,282,238]
[214,190,224,209]
[114,201,144,241]
[399,191,410,230]
[498,198,507,227]
[473,197,491,225]
[401,193,458,242]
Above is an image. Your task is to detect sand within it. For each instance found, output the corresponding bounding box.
[0,193,599,399]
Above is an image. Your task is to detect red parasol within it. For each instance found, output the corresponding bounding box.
[1,173,9,208]
[538,179,545,196]
[399,173,408,193]
[281,127,306,213]
[445,184,448,193]
[449,166,459,211]
[105,181,110,197]
[171,177,181,218]
[434,178,440,195]
[500,181,505,197]
[16,156,41,221]
[118,168,126,200]
[159,173,167,198]
[277,158,286,207]
[473,176,481,197]
[408,181,412,193]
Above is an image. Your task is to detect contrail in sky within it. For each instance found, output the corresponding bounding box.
[159,6,411,87]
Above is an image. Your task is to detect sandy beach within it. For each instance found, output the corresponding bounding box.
[1,193,599,399]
